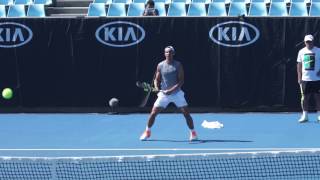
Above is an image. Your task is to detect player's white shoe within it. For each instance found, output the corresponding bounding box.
[140,130,151,141]
[189,131,198,141]
[317,116,320,122]
[298,116,308,123]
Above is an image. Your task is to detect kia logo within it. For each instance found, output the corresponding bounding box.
[0,22,33,48]
[96,21,145,47]
[209,21,260,47]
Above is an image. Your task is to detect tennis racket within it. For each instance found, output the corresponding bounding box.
[299,83,304,110]
[136,81,160,107]
[136,81,159,93]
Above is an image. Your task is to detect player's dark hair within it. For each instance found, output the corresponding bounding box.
[165,46,175,55]
[146,0,155,7]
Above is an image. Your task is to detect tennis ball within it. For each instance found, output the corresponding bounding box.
[2,88,13,100]
[109,98,119,108]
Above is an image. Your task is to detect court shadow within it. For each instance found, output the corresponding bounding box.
[147,139,253,144]
[196,139,253,144]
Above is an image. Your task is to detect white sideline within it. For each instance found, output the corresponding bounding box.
[0,148,319,151]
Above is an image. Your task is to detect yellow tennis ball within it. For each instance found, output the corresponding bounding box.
[2,88,13,100]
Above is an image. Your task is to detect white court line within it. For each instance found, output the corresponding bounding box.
[1,148,320,159]
[0,148,319,151]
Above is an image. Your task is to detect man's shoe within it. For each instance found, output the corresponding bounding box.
[140,130,151,141]
[298,116,308,123]
[189,131,198,141]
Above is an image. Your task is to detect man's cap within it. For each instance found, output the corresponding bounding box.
[304,34,314,42]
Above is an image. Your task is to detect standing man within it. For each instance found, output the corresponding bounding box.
[297,34,320,123]
[140,46,198,141]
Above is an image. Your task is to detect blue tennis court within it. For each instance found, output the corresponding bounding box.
[0,112,319,157]
[1,112,320,180]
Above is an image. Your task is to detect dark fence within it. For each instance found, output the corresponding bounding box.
[0,17,317,112]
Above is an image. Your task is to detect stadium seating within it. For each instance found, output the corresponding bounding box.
[269,2,288,16]
[7,4,26,17]
[309,2,320,15]
[231,0,247,2]
[154,0,171,4]
[251,0,266,2]
[0,4,5,17]
[192,0,211,3]
[27,4,45,16]
[228,2,247,16]
[87,3,106,16]
[34,0,52,5]
[14,0,32,5]
[93,0,112,4]
[207,2,227,16]
[289,2,308,16]
[248,2,268,16]
[212,0,226,2]
[1,0,318,17]
[107,3,126,16]
[133,0,147,3]
[172,0,191,4]
[113,0,132,4]
[0,0,13,5]
[187,2,206,16]
[127,2,144,16]
[271,0,286,2]
[167,2,186,16]
[155,2,166,15]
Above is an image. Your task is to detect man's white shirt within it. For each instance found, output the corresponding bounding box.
[297,46,320,81]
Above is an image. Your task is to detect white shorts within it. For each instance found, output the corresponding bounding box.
[154,90,188,108]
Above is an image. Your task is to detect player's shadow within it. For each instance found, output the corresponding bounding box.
[147,139,253,144]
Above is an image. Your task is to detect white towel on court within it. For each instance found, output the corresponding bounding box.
[201,120,224,129]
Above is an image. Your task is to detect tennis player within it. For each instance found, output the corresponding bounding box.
[297,34,320,123]
[140,46,198,141]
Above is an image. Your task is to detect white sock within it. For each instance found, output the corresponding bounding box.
[146,127,151,131]
[302,111,308,118]
[190,129,196,133]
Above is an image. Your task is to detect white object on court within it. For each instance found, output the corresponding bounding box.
[201,120,224,129]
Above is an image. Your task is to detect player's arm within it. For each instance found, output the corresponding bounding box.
[166,63,184,94]
[297,62,302,84]
[297,51,302,84]
[154,65,161,91]
[142,8,148,16]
